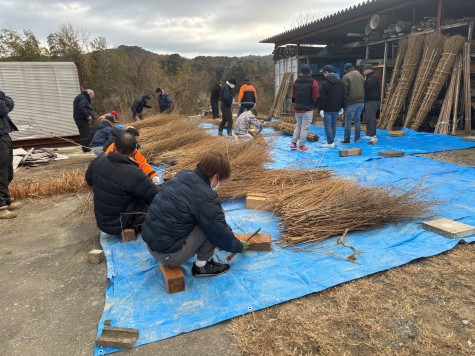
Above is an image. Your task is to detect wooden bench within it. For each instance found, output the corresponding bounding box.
[159,264,185,294]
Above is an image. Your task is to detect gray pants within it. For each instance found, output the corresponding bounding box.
[292,110,313,146]
[364,100,379,137]
[147,225,215,267]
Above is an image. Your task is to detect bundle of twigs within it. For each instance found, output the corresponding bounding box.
[381,34,425,130]
[10,169,89,200]
[404,33,446,128]
[410,35,466,130]
[379,38,408,127]
[272,121,319,141]
[434,54,462,134]
[273,178,430,246]
[268,72,293,120]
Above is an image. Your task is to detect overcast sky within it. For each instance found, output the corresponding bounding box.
[3,0,359,58]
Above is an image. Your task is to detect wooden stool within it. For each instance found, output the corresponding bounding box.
[121,228,136,242]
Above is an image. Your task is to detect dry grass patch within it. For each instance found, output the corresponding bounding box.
[229,243,475,355]
[10,169,89,200]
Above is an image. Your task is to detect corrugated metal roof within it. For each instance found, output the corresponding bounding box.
[0,62,81,141]
[260,0,418,45]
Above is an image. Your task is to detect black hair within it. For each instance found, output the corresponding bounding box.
[125,127,140,137]
[115,132,138,156]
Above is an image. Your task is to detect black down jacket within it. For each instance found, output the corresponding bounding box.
[318,75,346,112]
[73,91,94,121]
[85,152,159,235]
[142,167,243,254]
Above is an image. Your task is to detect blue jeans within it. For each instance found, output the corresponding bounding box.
[323,112,339,144]
[292,111,313,146]
[344,102,364,141]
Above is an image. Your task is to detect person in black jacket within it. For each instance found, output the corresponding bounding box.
[155,88,173,113]
[363,64,381,138]
[142,152,249,277]
[91,113,118,154]
[319,65,345,148]
[85,131,159,235]
[218,77,237,136]
[73,89,95,152]
[0,90,19,219]
[210,81,222,119]
[131,95,152,121]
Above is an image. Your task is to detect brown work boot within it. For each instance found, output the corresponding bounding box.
[0,206,17,219]
[7,201,22,210]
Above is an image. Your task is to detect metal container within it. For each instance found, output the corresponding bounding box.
[370,14,396,30]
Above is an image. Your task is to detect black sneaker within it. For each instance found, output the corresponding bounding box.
[191,258,230,278]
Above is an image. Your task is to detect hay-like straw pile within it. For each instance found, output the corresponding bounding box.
[274,178,430,246]
[10,169,89,199]
[404,33,445,128]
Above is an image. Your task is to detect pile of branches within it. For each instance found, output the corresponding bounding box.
[272,178,431,246]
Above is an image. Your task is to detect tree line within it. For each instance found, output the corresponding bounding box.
[0,24,275,119]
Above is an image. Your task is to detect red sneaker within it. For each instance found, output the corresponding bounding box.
[297,145,308,151]
[290,142,297,149]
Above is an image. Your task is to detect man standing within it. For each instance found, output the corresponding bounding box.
[319,65,345,148]
[210,81,222,119]
[131,95,152,121]
[85,131,159,235]
[290,65,318,151]
[363,64,381,138]
[218,77,237,136]
[155,88,173,113]
[237,78,257,117]
[73,89,95,152]
[142,152,248,278]
[341,63,365,143]
[0,90,18,219]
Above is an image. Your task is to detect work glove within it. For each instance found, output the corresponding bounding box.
[240,241,250,253]
[152,176,161,185]
[339,108,344,115]
[319,110,324,118]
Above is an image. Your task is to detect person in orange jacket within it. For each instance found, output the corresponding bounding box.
[105,127,160,185]
[237,78,257,116]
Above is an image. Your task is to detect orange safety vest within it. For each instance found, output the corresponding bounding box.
[105,143,158,179]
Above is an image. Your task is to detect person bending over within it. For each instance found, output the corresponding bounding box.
[142,152,249,277]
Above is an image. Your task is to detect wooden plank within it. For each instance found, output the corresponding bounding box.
[422,218,475,239]
[339,148,362,157]
[159,264,185,294]
[121,228,136,243]
[389,130,406,137]
[378,150,405,157]
[245,193,274,211]
[235,233,272,251]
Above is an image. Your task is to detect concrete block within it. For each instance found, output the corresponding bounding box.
[339,147,362,157]
[121,228,136,243]
[389,130,406,137]
[95,327,139,349]
[235,233,272,251]
[87,249,105,264]
[159,264,185,294]
[378,150,405,157]
[245,193,274,211]
[422,218,475,239]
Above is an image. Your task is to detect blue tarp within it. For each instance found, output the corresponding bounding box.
[95,126,475,355]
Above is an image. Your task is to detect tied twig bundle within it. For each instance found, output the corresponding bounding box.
[381,34,425,131]
[274,121,319,142]
[379,38,408,126]
[404,33,445,128]
[273,178,431,246]
[410,35,466,131]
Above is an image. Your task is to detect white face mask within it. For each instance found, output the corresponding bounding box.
[211,181,220,191]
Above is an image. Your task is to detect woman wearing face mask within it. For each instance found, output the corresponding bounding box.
[142,152,249,277]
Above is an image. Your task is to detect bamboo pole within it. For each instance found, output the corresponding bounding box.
[463,42,471,133]
[435,56,459,134]
[451,54,463,135]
